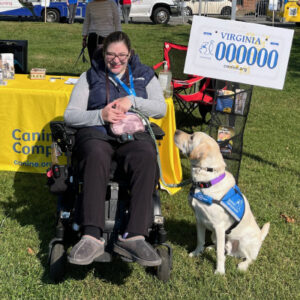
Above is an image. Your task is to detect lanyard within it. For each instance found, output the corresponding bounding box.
[110,65,136,97]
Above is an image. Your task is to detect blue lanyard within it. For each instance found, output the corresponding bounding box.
[110,65,136,96]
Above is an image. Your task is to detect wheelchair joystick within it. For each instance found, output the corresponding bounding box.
[52,164,61,178]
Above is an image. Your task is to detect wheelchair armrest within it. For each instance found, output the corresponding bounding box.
[65,126,78,137]
[50,121,77,152]
[150,123,165,140]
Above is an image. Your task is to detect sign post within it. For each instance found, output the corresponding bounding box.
[231,0,237,20]
[44,0,47,23]
[268,0,278,26]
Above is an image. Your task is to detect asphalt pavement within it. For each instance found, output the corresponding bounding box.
[128,16,190,25]
[1,14,295,28]
[130,15,296,27]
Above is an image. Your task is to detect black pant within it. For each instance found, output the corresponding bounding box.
[87,33,104,63]
[76,138,158,236]
[122,4,131,24]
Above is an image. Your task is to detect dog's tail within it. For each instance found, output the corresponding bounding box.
[260,222,270,241]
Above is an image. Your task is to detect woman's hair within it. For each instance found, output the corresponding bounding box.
[102,31,131,54]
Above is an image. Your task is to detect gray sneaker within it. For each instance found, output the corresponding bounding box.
[68,235,105,265]
[113,235,162,267]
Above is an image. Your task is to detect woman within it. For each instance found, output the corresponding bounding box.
[82,0,121,62]
[121,0,131,24]
[66,0,78,24]
[65,31,166,266]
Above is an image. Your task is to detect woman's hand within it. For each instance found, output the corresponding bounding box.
[82,36,87,48]
[102,102,126,123]
[111,96,132,113]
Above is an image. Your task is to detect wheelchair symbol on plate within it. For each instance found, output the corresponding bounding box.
[199,40,214,56]
[235,198,243,211]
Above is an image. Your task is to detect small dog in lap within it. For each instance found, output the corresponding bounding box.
[174,129,270,274]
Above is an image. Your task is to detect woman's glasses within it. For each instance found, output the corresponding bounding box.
[105,52,129,62]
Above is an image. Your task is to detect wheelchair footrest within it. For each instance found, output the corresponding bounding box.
[120,256,134,263]
[93,251,113,263]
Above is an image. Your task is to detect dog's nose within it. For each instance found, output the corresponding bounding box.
[175,130,180,136]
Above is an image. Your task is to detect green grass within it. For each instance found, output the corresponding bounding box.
[0,21,300,299]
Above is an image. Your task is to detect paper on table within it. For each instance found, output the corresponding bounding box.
[64,78,78,85]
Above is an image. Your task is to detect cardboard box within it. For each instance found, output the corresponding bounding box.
[0,53,15,79]
[30,68,46,80]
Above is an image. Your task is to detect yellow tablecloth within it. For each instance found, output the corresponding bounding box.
[150,98,182,195]
[0,74,182,194]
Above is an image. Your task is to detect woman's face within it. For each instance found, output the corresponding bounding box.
[105,41,130,75]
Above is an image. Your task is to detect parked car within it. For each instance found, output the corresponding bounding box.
[183,0,233,16]
[129,0,181,24]
[0,0,180,25]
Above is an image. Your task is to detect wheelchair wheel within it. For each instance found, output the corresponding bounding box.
[49,243,66,282]
[155,247,171,282]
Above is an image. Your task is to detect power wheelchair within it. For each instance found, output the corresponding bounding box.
[47,121,172,283]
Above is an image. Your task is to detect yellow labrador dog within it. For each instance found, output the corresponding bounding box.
[174,129,270,274]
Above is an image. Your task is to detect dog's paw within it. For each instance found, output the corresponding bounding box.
[189,251,200,257]
[238,260,250,272]
[189,248,204,257]
[214,268,225,275]
[206,245,215,251]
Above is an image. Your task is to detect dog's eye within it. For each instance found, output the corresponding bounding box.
[190,135,194,141]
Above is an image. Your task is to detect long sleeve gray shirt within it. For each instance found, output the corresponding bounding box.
[64,72,167,127]
[82,0,121,37]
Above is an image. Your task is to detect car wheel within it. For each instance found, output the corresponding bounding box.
[183,7,193,17]
[221,6,232,16]
[60,16,68,23]
[44,9,60,23]
[152,7,170,24]
[49,243,66,283]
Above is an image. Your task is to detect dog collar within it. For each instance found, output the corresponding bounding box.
[193,172,226,189]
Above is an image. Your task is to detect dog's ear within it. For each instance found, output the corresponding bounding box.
[189,142,211,161]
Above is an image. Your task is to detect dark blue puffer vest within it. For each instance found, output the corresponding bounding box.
[86,53,155,133]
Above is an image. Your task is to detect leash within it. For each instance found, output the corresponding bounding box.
[129,108,191,188]
[74,47,88,66]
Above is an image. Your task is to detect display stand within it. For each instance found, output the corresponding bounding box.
[208,81,253,183]
[0,40,28,74]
